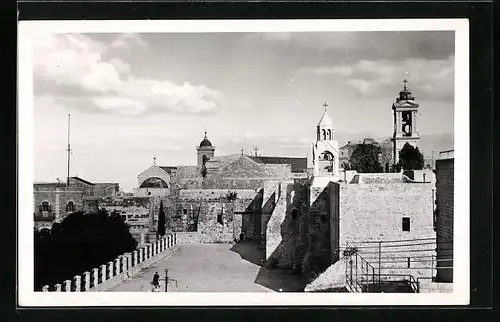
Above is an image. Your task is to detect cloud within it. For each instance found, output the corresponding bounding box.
[33,33,223,116]
[110,33,147,50]
[254,31,455,61]
[299,56,454,100]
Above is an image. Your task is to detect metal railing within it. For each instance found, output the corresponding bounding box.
[345,251,376,293]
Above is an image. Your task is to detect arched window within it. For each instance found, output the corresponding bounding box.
[322,129,326,140]
[140,177,168,188]
[291,209,298,220]
[41,201,50,212]
[66,201,75,213]
[327,129,332,140]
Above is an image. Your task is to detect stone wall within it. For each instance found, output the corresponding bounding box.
[169,189,261,243]
[265,180,309,272]
[337,182,436,279]
[435,158,454,282]
[34,189,86,225]
[301,181,334,277]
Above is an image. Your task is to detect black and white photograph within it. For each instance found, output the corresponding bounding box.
[18,19,469,306]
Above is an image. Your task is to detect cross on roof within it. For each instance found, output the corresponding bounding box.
[240,148,244,156]
[323,102,328,111]
[253,146,260,157]
[403,72,410,90]
[153,157,156,165]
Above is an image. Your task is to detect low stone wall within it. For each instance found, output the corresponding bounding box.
[41,233,178,292]
[176,232,202,244]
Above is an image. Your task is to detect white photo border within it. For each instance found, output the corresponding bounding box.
[18,19,469,306]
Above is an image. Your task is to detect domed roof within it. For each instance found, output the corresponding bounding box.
[199,131,212,148]
[317,110,333,127]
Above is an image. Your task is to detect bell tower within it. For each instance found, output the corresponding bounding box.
[196,131,215,168]
[309,103,340,178]
[392,76,420,168]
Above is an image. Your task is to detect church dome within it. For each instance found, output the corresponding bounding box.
[317,110,333,127]
[199,131,212,148]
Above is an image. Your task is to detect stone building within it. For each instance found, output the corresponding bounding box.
[434,150,454,283]
[263,172,436,278]
[33,176,120,230]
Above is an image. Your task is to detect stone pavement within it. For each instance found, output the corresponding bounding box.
[107,243,307,292]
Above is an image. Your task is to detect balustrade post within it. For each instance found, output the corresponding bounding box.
[101,264,107,282]
[127,253,132,272]
[92,268,99,287]
[74,275,81,292]
[133,250,138,266]
[139,248,144,263]
[42,285,49,292]
[115,258,121,275]
[153,242,157,256]
[83,271,90,291]
[64,280,71,292]
[121,255,127,272]
[108,261,114,279]
[55,283,62,292]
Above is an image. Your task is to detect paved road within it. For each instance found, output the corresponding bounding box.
[108,243,307,292]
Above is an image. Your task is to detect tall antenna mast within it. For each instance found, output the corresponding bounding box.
[67,113,72,186]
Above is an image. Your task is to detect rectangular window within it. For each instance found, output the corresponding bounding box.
[402,217,410,231]
[183,209,187,215]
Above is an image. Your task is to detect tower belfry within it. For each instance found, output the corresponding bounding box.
[392,75,420,168]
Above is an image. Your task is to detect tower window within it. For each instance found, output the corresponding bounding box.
[291,209,298,219]
[402,217,410,231]
[183,209,187,215]
[322,129,326,140]
[66,201,74,212]
[217,214,223,225]
[41,201,50,212]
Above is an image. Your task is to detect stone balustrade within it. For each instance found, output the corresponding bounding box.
[40,233,178,292]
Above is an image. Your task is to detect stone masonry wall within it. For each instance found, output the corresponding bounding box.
[435,158,454,282]
[338,182,436,279]
[265,180,309,272]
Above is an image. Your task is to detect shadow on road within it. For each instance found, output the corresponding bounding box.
[230,242,307,292]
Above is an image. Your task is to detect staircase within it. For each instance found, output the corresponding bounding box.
[344,251,420,293]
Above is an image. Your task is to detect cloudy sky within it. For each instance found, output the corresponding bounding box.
[32,31,455,191]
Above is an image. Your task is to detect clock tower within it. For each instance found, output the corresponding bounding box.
[392,77,420,168]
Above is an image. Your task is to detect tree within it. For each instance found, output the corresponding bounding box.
[398,143,424,170]
[157,200,166,237]
[34,210,137,291]
[349,144,383,173]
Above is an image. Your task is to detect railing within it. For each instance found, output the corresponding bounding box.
[345,251,376,293]
[40,233,178,292]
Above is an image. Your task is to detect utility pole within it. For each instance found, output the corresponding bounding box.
[66,113,72,186]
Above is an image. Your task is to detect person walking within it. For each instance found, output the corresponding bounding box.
[151,272,160,292]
